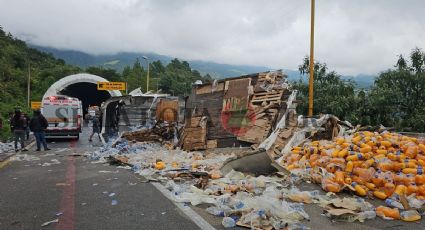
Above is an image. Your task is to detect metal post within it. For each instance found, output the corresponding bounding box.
[147,62,150,92]
[27,63,31,109]
[308,0,315,117]
[143,56,150,93]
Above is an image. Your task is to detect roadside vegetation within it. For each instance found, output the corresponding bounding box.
[294,48,425,132]
[1,26,425,140]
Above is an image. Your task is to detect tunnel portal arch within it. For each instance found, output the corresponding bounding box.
[43,73,122,99]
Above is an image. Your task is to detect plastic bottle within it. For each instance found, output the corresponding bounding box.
[222,217,236,228]
[360,146,372,153]
[402,168,420,175]
[357,210,376,222]
[380,140,392,148]
[338,149,348,158]
[408,196,425,209]
[351,182,367,196]
[400,210,421,222]
[365,182,376,190]
[335,171,345,184]
[233,200,246,210]
[376,149,388,155]
[403,174,416,185]
[322,178,342,193]
[393,173,405,185]
[345,161,354,173]
[206,206,225,217]
[383,182,395,197]
[375,206,400,220]
[405,182,418,195]
[361,159,375,168]
[346,153,364,161]
[385,198,404,209]
[415,174,425,184]
[373,190,387,200]
[371,172,384,187]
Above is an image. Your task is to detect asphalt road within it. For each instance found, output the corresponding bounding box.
[1,127,424,230]
[0,128,201,230]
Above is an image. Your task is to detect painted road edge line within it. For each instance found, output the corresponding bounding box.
[0,159,11,169]
[0,141,35,169]
[151,182,217,230]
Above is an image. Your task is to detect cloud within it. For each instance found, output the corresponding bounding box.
[1,0,424,75]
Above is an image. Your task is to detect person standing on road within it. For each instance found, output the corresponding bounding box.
[23,113,30,140]
[89,114,101,142]
[30,110,50,151]
[11,109,27,152]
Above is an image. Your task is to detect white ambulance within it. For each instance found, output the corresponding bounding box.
[41,95,83,139]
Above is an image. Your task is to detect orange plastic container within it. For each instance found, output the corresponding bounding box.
[380,140,392,148]
[373,190,388,199]
[383,182,396,197]
[351,182,367,196]
[376,206,400,220]
[406,184,418,195]
[335,171,345,184]
[345,161,354,173]
[322,178,342,193]
[415,174,425,185]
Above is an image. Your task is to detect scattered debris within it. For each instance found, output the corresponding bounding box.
[85,70,425,228]
[40,218,58,227]
[0,141,15,154]
[98,170,119,173]
[56,183,70,186]
[55,148,69,153]
[10,154,40,162]
[42,159,61,167]
[121,121,178,144]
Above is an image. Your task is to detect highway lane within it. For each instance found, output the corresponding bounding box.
[0,128,202,230]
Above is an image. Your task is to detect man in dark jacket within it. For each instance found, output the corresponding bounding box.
[11,109,27,152]
[30,110,50,151]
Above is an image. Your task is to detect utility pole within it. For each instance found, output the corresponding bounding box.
[27,63,31,109]
[308,0,315,117]
[143,56,150,92]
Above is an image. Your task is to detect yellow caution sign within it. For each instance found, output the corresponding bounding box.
[31,101,42,109]
[97,82,126,91]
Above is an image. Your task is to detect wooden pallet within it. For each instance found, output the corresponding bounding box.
[251,90,284,103]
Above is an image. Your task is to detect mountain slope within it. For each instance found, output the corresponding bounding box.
[31,45,272,78]
[31,45,375,87]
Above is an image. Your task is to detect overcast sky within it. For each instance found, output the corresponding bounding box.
[1,0,424,75]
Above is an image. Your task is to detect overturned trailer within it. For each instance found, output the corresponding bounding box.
[179,70,296,151]
[100,70,298,150]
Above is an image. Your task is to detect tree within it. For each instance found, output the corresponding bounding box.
[158,58,212,96]
[293,56,356,120]
[85,66,121,82]
[369,48,425,131]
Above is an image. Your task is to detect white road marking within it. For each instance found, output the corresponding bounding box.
[151,182,217,230]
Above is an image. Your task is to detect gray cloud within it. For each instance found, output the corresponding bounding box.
[1,0,424,75]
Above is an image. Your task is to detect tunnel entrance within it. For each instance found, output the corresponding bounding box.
[59,82,111,116]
